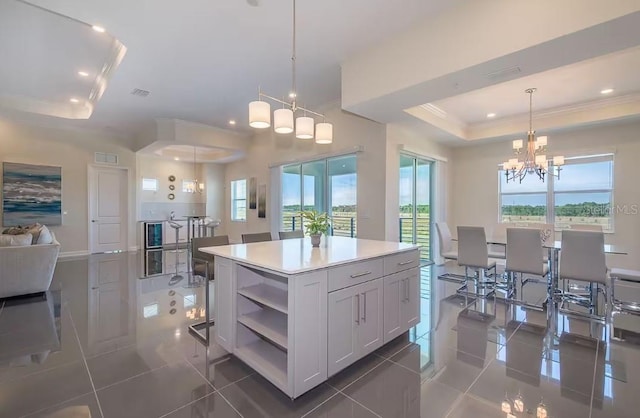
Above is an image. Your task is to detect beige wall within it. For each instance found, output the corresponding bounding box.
[204,163,226,235]
[451,119,640,269]
[224,106,387,243]
[0,117,137,255]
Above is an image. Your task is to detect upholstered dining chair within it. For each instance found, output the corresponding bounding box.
[558,230,610,320]
[241,232,273,243]
[279,230,304,240]
[506,227,550,308]
[457,226,497,298]
[192,235,229,279]
[435,222,465,283]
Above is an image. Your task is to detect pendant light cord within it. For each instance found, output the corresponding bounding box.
[291,0,297,109]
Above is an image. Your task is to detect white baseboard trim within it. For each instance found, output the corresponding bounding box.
[59,250,90,259]
[129,246,139,252]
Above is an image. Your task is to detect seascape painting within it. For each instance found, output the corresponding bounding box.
[258,184,266,218]
[2,162,62,226]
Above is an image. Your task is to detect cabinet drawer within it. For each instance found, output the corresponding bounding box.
[383,249,420,276]
[328,258,384,292]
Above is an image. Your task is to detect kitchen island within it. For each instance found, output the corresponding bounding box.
[200,236,422,398]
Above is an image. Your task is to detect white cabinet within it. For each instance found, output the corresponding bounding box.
[215,258,235,352]
[383,267,420,344]
[328,278,383,376]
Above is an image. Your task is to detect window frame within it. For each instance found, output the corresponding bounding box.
[498,154,615,232]
[230,179,247,222]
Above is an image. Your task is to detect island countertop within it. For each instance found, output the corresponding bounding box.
[199,236,418,275]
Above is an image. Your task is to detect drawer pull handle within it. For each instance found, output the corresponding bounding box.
[398,260,414,266]
[350,271,372,278]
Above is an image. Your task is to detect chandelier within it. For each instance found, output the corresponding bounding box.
[185,146,204,193]
[502,88,564,183]
[248,0,333,144]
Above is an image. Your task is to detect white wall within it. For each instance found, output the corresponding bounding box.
[0,117,137,255]
[224,106,387,243]
[451,119,640,269]
[204,163,226,235]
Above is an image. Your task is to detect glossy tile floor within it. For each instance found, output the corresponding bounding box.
[1,252,640,417]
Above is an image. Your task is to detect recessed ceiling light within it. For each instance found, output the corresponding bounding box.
[174,157,180,161]
[78,71,89,77]
[92,25,106,33]
[69,98,79,103]
[228,120,236,125]
[600,88,614,95]
[487,113,496,118]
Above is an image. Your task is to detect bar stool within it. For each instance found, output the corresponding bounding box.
[558,230,610,321]
[505,227,549,310]
[457,226,497,298]
[167,221,183,253]
[167,221,185,285]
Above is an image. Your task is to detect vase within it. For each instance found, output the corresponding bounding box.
[310,234,321,247]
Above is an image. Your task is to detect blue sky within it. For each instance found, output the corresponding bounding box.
[282,173,357,207]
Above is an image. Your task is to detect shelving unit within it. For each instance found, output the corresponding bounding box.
[238,284,288,314]
[235,338,288,392]
[238,309,288,349]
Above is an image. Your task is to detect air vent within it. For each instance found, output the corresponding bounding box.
[486,66,521,80]
[95,152,119,165]
[130,88,150,97]
[419,103,447,119]
[247,0,260,6]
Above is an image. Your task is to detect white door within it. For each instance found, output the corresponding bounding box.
[89,166,128,253]
[328,286,359,376]
[383,272,403,343]
[357,278,384,356]
[402,268,421,329]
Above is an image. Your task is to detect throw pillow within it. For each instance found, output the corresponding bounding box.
[2,226,25,235]
[0,233,33,247]
[36,225,53,245]
[25,223,43,244]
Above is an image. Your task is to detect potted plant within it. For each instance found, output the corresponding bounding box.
[300,210,330,247]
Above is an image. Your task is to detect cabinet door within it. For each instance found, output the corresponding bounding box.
[163,223,176,245]
[401,268,421,330]
[383,272,404,344]
[357,278,384,356]
[328,286,359,376]
[214,258,235,352]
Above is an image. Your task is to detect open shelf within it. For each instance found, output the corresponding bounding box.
[238,284,288,314]
[236,339,288,393]
[238,310,288,349]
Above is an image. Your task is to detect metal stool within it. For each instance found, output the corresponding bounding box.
[167,221,183,253]
[167,221,184,285]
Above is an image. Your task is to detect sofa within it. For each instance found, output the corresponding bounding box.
[0,232,60,298]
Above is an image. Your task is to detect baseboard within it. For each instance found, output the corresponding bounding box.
[129,246,139,252]
[59,250,90,259]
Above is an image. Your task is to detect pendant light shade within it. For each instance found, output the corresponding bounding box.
[249,101,271,128]
[295,116,314,139]
[315,122,333,144]
[274,108,294,134]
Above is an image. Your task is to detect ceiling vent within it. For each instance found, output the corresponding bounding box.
[486,66,521,80]
[130,88,150,97]
[419,103,448,119]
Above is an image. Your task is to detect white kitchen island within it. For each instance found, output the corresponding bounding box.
[200,236,422,399]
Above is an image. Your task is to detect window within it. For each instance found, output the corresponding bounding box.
[499,154,614,231]
[281,155,357,236]
[142,178,158,191]
[231,179,247,221]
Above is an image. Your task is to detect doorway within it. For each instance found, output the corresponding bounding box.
[399,154,432,260]
[88,165,129,253]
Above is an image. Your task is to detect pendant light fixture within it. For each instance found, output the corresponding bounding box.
[248,0,333,144]
[186,146,204,194]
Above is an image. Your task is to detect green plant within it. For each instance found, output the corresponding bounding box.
[300,210,330,236]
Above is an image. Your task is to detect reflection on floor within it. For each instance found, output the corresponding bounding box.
[0,252,639,417]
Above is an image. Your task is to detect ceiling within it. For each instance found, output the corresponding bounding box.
[1,0,464,138]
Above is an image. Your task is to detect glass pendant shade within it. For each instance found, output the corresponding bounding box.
[249,101,271,128]
[296,116,314,139]
[274,108,294,134]
[315,122,333,144]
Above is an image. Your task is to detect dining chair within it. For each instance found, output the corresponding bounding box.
[192,235,230,279]
[457,226,497,298]
[435,222,465,284]
[279,230,304,240]
[241,232,273,243]
[506,227,550,309]
[558,230,610,321]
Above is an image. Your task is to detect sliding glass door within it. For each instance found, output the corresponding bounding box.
[281,155,357,237]
[399,154,432,259]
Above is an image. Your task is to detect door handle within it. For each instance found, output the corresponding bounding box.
[362,292,367,323]
[355,294,360,325]
[350,271,371,278]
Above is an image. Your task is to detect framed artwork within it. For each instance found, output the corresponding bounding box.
[249,177,257,209]
[258,184,266,218]
[2,162,62,226]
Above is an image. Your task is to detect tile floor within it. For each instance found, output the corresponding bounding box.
[1,252,639,417]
